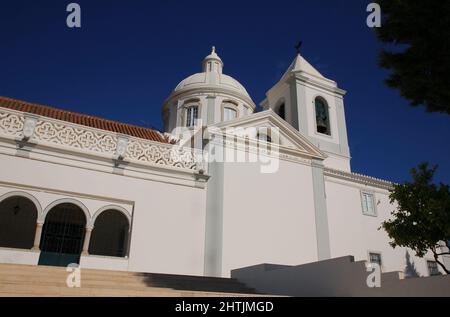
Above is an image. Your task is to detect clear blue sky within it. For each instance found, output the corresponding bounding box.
[1,0,449,183]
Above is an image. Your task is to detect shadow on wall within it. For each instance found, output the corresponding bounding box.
[404,251,420,278]
[140,272,259,294]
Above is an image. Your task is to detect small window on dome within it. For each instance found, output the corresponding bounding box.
[223,107,237,121]
[186,106,198,127]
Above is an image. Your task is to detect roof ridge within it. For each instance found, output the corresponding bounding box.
[0,96,168,143]
[0,96,160,133]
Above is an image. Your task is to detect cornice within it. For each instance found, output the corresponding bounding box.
[324,167,394,191]
[292,74,347,96]
[212,110,327,160]
[206,134,313,166]
[163,86,257,111]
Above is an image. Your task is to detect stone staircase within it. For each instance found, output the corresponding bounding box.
[0,263,261,297]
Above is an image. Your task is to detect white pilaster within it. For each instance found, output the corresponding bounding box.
[32,222,43,251]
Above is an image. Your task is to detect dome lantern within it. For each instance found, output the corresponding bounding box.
[202,46,223,74]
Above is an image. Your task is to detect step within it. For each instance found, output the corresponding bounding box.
[0,272,252,287]
[0,266,244,285]
[0,264,248,285]
[0,279,156,289]
[0,284,182,297]
[0,266,133,277]
[0,271,146,282]
[0,270,243,283]
[0,263,261,296]
[0,272,147,285]
[0,263,133,275]
[0,283,262,297]
[0,277,257,294]
[0,263,242,283]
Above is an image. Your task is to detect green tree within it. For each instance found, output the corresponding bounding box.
[375,1,450,114]
[382,163,450,274]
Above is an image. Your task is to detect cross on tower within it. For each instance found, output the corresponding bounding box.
[295,41,303,54]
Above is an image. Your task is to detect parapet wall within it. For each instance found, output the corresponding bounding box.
[231,256,450,297]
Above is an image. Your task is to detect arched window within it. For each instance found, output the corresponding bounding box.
[223,107,237,121]
[315,97,331,135]
[186,106,198,127]
[276,103,285,120]
[222,101,238,122]
[0,196,38,249]
[89,210,130,257]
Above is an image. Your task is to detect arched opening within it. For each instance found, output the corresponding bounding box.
[276,103,285,120]
[89,210,130,257]
[0,196,38,249]
[315,97,331,135]
[39,203,86,267]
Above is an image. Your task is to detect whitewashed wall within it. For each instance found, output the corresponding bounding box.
[325,177,445,277]
[219,158,319,277]
[0,150,207,276]
[1,106,446,280]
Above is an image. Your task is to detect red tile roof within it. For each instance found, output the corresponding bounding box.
[0,96,168,143]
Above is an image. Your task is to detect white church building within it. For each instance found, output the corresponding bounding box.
[0,48,447,278]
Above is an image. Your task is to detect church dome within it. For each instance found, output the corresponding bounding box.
[162,47,256,133]
[174,73,251,99]
[168,47,255,108]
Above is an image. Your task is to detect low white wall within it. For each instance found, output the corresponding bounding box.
[0,248,40,265]
[232,256,450,297]
[80,255,129,271]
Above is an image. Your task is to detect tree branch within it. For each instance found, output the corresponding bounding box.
[433,250,450,275]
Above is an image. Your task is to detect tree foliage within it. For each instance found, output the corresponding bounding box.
[376,1,450,114]
[382,163,450,274]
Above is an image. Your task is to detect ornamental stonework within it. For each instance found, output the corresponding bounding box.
[0,112,24,137]
[0,108,199,171]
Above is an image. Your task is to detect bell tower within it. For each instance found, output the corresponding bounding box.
[261,54,351,172]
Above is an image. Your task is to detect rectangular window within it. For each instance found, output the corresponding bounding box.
[369,252,382,267]
[361,192,376,216]
[223,107,237,121]
[427,261,440,276]
[186,106,198,127]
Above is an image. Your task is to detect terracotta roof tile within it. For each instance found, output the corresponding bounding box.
[0,96,168,143]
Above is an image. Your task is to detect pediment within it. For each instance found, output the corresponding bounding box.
[210,110,326,160]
